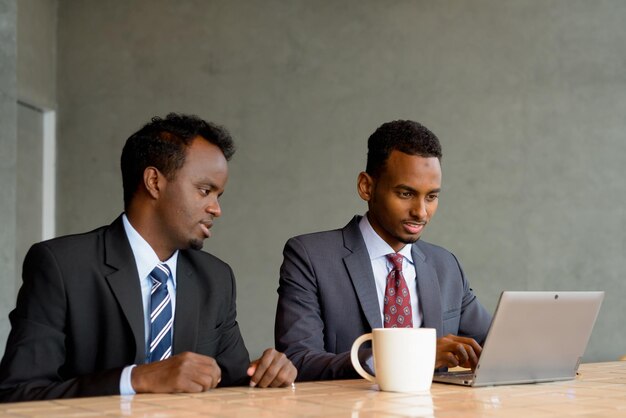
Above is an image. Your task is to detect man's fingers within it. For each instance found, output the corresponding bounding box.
[252,349,285,387]
[249,349,275,386]
[464,344,480,369]
[256,361,282,388]
[452,343,469,366]
[179,353,222,390]
[269,366,297,388]
[451,335,482,357]
[436,335,482,369]
[438,351,460,368]
[450,341,479,369]
[132,352,221,393]
[247,359,259,377]
[250,348,297,388]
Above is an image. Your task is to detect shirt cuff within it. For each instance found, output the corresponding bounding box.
[120,364,137,395]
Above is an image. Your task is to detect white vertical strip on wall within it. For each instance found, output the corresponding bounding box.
[42,109,55,239]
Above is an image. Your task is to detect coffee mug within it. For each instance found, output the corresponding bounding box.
[350,328,436,392]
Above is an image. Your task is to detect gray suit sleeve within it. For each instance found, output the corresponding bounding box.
[453,253,492,345]
[275,238,368,381]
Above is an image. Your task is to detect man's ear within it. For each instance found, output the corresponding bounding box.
[143,167,164,200]
[357,171,374,202]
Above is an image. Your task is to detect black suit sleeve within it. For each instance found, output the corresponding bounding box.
[214,265,250,387]
[0,244,122,402]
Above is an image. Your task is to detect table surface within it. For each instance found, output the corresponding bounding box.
[1,362,625,417]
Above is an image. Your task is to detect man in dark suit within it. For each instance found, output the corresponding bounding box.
[0,113,296,402]
[275,120,492,381]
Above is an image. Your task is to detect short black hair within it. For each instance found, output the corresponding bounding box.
[365,120,442,178]
[121,113,235,209]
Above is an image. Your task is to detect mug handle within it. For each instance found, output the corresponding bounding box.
[350,333,376,383]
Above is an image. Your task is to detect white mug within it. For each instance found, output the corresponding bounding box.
[350,328,436,393]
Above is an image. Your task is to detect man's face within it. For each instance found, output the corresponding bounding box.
[358,150,441,252]
[156,136,228,253]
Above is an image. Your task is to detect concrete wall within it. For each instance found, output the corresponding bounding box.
[0,0,59,357]
[32,0,626,362]
[17,0,56,108]
[0,0,17,353]
[14,0,57,297]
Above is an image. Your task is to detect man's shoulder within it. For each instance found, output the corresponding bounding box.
[21,223,118,279]
[289,226,344,244]
[284,226,353,258]
[414,239,461,267]
[286,216,360,246]
[414,239,452,255]
[32,223,110,253]
[180,248,232,274]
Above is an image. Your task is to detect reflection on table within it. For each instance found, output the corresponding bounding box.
[1,362,625,417]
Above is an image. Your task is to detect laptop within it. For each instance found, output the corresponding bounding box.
[433,291,604,387]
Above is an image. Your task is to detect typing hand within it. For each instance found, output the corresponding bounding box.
[131,352,221,393]
[247,348,297,388]
[436,334,482,370]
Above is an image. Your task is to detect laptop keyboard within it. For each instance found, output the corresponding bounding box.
[436,371,474,378]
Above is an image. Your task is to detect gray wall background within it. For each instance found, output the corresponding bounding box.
[17,0,56,107]
[0,0,17,353]
[4,0,626,362]
[0,0,57,352]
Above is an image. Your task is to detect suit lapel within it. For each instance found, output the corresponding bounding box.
[343,216,383,329]
[172,252,199,353]
[412,244,443,336]
[104,216,145,364]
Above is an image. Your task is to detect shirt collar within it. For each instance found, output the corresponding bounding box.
[122,214,178,287]
[358,213,414,264]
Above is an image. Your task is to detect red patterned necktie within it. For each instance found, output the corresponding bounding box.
[383,253,413,328]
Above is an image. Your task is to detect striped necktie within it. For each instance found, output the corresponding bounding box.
[148,264,173,363]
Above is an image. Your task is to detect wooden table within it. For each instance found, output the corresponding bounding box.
[1,362,626,417]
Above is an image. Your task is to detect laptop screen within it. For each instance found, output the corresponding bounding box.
[472,291,604,386]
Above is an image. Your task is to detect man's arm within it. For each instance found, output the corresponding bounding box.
[211,263,253,386]
[171,261,296,389]
[275,237,366,381]
[0,244,123,402]
[210,264,296,388]
[434,253,492,370]
[455,253,492,345]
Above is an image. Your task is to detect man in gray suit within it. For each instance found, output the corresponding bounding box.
[275,120,492,381]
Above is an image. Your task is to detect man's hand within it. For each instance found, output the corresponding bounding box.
[247,348,297,388]
[436,334,482,370]
[131,352,221,393]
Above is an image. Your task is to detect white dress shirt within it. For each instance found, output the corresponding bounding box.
[358,214,423,327]
[119,214,178,395]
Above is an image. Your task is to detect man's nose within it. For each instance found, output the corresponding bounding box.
[410,199,427,220]
[206,198,222,218]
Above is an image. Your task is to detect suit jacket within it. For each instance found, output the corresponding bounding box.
[275,215,492,381]
[0,216,250,402]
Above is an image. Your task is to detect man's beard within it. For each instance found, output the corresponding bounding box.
[399,235,420,244]
[189,239,204,251]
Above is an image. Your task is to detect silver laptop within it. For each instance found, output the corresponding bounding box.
[433,291,604,387]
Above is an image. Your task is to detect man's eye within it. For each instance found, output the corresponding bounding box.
[398,192,413,198]
[426,194,439,202]
[199,188,210,196]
